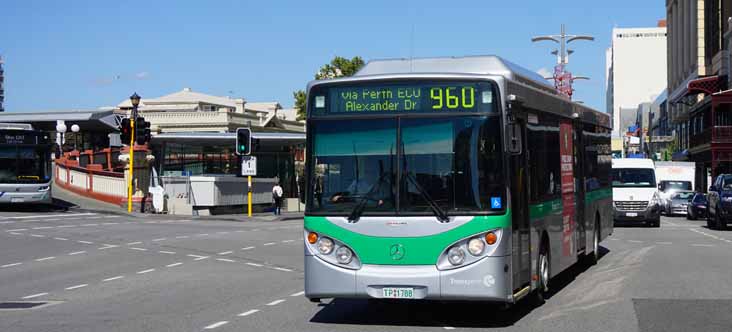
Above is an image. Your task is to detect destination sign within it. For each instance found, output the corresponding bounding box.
[0,131,48,145]
[311,81,495,115]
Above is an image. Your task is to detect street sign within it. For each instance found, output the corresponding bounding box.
[241,156,257,176]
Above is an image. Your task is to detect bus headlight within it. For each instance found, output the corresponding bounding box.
[317,237,334,255]
[447,246,465,265]
[335,246,353,264]
[37,186,50,191]
[467,237,485,256]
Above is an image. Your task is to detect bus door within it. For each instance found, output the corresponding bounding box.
[573,122,586,253]
[508,119,531,291]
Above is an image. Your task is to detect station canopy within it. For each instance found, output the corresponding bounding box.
[0,109,122,132]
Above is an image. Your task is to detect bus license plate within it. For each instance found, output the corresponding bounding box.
[11,198,24,203]
[626,212,637,217]
[382,287,414,299]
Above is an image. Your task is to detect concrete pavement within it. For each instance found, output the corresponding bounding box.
[0,211,731,331]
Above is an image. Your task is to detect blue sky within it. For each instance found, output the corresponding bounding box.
[0,0,664,112]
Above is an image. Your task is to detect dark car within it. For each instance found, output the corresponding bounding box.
[686,193,707,220]
[665,191,694,216]
[706,174,732,230]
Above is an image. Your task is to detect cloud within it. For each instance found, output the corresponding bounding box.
[536,67,553,79]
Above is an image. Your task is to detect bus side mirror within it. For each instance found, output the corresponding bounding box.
[506,123,522,155]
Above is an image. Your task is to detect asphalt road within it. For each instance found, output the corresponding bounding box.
[1,210,731,332]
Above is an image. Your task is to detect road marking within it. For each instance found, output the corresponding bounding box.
[627,240,643,243]
[65,284,88,290]
[81,223,99,226]
[127,242,142,245]
[218,251,233,255]
[103,276,124,282]
[78,240,94,244]
[30,234,46,238]
[22,292,48,299]
[32,226,53,230]
[246,263,263,267]
[655,242,672,245]
[137,268,155,274]
[290,291,305,297]
[5,213,96,220]
[444,327,456,330]
[152,238,167,242]
[216,232,229,234]
[241,246,255,250]
[272,267,292,272]
[35,256,55,262]
[1,262,22,268]
[175,236,189,239]
[103,216,121,219]
[69,251,86,255]
[263,242,276,246]
[57,225,75,228]
[204,321,229,329]
[7,229,28,232]
[54,237,69,241]
[238,309,259,317]
[282,240,295,243]
[235,230,246,233]
[691,244,715,247]
[0,221,15,224]
[195,233,209,237]
[251,229,259,231]
[102,222,119,225]
[166,262,183,267]
[159,251,176,255]
[99,245,118,250]
[266,299,286,306]
[130,247,147,251]
[216,258,236,263]
[187,254,209,260]
[9,232,22,235]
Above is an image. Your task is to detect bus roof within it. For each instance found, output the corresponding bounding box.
[356,55,554,90]
[0,123,34,130]
[612,158,655,169]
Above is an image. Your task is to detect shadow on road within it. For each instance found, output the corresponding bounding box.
[309,246,610,328]
[0,198,74,213]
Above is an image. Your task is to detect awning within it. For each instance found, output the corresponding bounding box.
[671,75,722,104]
[150,131,305,147]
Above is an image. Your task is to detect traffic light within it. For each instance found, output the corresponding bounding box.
[120,118,132,144]
[135,117,151,145]
[236,128,251,155]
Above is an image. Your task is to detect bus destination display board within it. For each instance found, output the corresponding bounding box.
[312,81,494,115]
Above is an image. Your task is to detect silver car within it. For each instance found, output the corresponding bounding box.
[665,190,695,216]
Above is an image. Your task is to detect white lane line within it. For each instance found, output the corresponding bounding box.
[86,216,103,219]
[691,244,715,247]
[263,242,276,246]
[290,291,305,297]
[241,246,255,250]
[35,256,55,262]
[216,258,236,263]
[444,327,456,330]
[166,262,183,267]
[78,240,94,244]
[238,309,259,317]
[0,221,15,224]
[282,240,295,243]
[246,262,263,267]
[655,241,673,245]
[159,251,176,255]
[57,225,75,228]
[130,247,148,251]
[195,233,209,237]
[7,228,28,232]
[203,321,229,329]
[251,229,259,231]
[30,234,46,238]
[272,267,293,272]
[218,251,233,255]
[608,238,620,241]
[627,240,643,243]
[266,299,286,306]
[99,245,118,250]
[22,292,48,299]
[235,230,246,233]
[126,241,142,245]
[1,262,22,268]
[103,216,121,219]
[54,237,69,241]
[81,223,99,226]
[216,231,229,234]
[175,235,189,239]
[65,284,88,290]
[152,238,167,242]
[187,254,209,261]
[102,222,119,225]
[9,232,23,235]
[68,251,86,255]
[32,226,53,230]
[6,213,96,220]
[103,276,124,282]
[137,268,155,274]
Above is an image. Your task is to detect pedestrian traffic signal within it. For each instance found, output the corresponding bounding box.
[120,118,132,144]
[135,117,152,145]
[236,128,251,155]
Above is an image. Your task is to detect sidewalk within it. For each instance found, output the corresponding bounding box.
[52,182,303,222]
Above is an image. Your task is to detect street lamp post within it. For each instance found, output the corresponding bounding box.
[531,24,594,99]
[127,93,141,213]
[71,124,80,151]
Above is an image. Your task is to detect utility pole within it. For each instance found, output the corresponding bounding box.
[531,24,594,99]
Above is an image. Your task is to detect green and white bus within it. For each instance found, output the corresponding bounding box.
[303,56,612,304]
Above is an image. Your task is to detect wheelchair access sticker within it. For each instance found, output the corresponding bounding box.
[491,197,502,209]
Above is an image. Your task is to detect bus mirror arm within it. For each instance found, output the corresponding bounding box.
[506,94,526,124]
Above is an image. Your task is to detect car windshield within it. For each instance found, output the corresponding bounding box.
[611,168,656,188]
[661,181,691,191]
[693,194,707,203]
[308,116,505,215]
[672,192,694,200]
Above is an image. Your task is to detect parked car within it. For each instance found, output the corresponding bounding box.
[687,193,708,220]
[664,190,694,216]
[706,174,732,230]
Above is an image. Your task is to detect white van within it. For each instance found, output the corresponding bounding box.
[612,158,661,227]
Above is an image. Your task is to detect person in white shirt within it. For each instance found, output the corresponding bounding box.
[272,182,284,215]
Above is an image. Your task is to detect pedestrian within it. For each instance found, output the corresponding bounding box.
[272,181,284,215]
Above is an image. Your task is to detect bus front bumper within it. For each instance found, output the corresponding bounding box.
[0,190,52,204]
[304,255,511,302]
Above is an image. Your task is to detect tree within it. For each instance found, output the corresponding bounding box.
[294,56,365,120]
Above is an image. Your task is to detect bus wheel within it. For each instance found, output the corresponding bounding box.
[533,241,549,305]
[586,221,600,266]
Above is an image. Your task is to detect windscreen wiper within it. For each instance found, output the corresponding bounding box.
[405,173,450,223]
[347,172,389,223]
